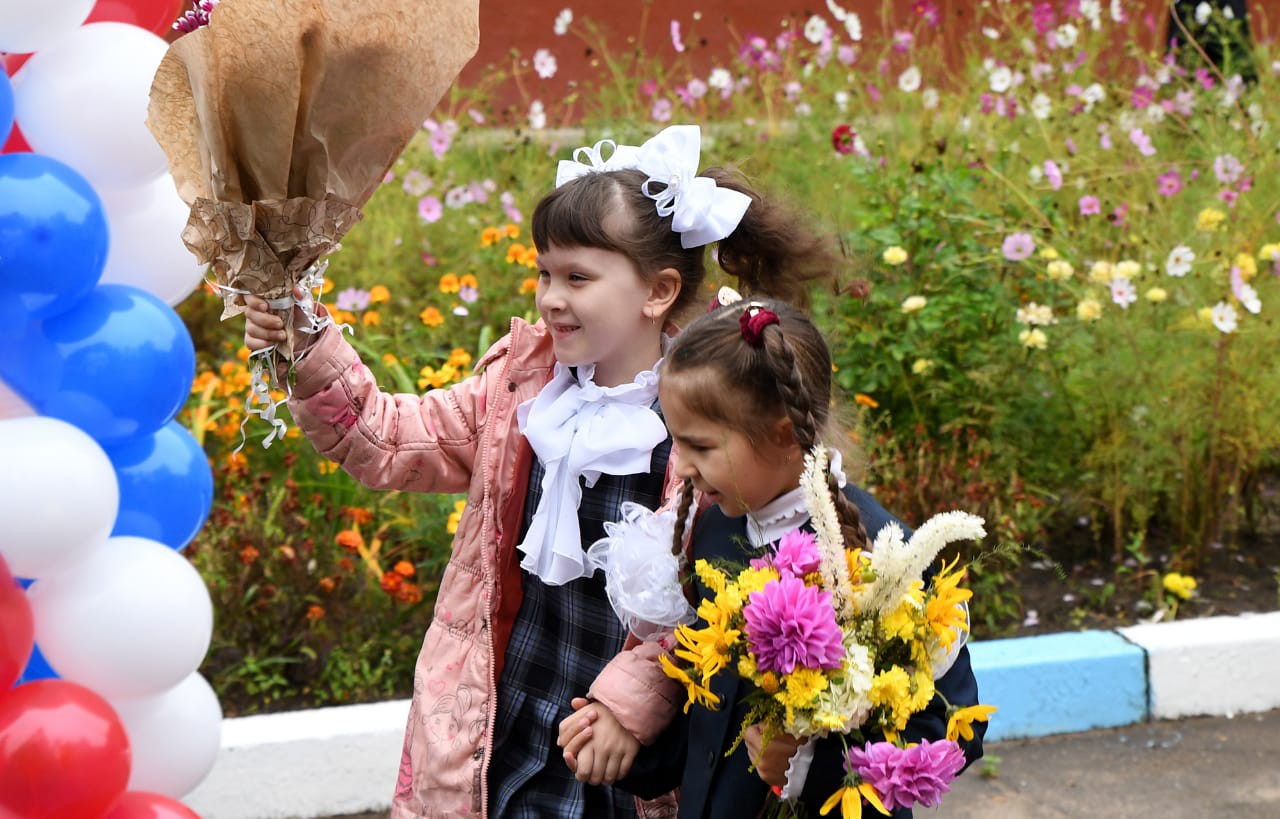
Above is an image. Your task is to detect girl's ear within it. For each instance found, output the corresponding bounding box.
[645,267,682,319]
[767,414,802,457]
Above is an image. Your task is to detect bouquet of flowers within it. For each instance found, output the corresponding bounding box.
[657,446,996,817]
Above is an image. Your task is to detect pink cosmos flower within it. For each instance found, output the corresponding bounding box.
[1002,232,1036,261]
[772,530,822,577]
[1157,170,1182,196]
[1213,154,1244,186]
[837,45,857,66]
[417,196,443,224]
[671,20,685,53]
[846,739,966,810]
[1110,278,1137,308]
[651,98,673,123]
[743,576,845,675]
[1044,160,1063,190]
[1079,195,1100,216]
[335,288,370,312]
[430,129,453,161]
[1128,128,1155,157]
[1131,84,1154,109]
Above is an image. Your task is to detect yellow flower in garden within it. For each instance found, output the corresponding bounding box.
[1046,260,1074,281]
[330,309,356,326]
[1196,306,1215,325]
[1235,253,1257,279]
[1259,243,1280,262]
[368,285,390,303]
[1115,260,1141,279]
[236,346,251,363]
[418,366,446,390]
[1077,298,1103,321]
[1088,260,1113,284]
[446,499,466,534]
[1196,207,1226,232]
[883,246,908,265]
[448,348,473,368]
[911,358,933,374]
[660,652,721,713]
[362,310,381,327]
[901,295,927,313]
[1163,572,1197,600]
[503,223,520,239]
[481,226,502,246]
[1018,328,1048,349]
[947,704,998,742]
[520,277,539,294]
[520,246,539,268]
[439,273,461,293]
[460,273,479,290]
[1144,287,1168,303]
[420,306,444,327]
[382,353,400,367]
[854,393,879,408]
[320,278,335,294]
[1038,247,1059,260]
[507,243,529,264]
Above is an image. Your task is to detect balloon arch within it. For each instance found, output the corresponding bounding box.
[1,2,220,816]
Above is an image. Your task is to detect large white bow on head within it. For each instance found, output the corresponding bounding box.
[554,125,751,249]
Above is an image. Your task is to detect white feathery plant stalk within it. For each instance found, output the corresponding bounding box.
[801,445,856,620]
[855,511,987,617]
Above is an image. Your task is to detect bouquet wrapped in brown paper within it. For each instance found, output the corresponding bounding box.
[148,0,478,443]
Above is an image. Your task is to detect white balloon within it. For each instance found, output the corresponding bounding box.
[0,0,94,53]
[111,672,224,798]
[28,535,213,698]
[0,416,118,578]
[0,377,34,420]
[12,23,169,189]
[99,176,207,306]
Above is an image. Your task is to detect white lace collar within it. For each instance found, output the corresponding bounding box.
[744,449,847,548]
[515,358,668,585]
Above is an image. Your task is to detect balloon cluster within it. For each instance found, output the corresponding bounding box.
[1,2,219,817]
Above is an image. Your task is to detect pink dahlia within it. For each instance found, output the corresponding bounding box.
[743,576,844,675]
[773,530,821,577]
[845,739,966,810]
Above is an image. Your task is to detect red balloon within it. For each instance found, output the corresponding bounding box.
[86,0,187,38]
[2,53,29,76]
[0,556,34,691]
[0,680,131,819]
[103,792,202,819]
[1,122,31,154]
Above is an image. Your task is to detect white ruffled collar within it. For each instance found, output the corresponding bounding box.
[744,449,847,548]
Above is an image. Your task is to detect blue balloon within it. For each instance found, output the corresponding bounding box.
[105,421,214,550]
[13,579,58,685]
[0,284,196,444]
[0,70,12,146]
[0,152,109,319]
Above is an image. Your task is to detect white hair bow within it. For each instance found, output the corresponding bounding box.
[554,125,751,249]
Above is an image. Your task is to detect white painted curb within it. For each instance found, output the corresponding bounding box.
[1119,610,1280,720]
[184,611,1280,819]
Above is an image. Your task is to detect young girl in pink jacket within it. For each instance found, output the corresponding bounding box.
[242,125,840,819]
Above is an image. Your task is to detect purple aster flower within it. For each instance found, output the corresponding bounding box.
[846,739,966,810]
[1002,232,1036,261]
[1079,195,1100,216]
[335,288,371,312]
[772,530,821,577]
[743,576,844,675]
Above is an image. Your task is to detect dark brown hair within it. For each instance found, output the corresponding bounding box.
[531,166,840,319]
[662,300,869,554]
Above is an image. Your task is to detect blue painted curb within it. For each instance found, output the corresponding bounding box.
[969,631,1148,741]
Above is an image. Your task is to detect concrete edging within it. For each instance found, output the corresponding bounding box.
[185,610,1280,819]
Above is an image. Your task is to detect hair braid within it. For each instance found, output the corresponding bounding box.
[670,478,696,558]
[828,469,870,551]
[762,326,821,452]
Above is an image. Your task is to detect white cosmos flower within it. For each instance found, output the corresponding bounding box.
[1031,92,1052,120]
[845,12,862,41]
[804,14,830,44]
[1195,2,1212,25]
[899,66,921,93]
[989,65,1013,93]
[922,88,939,109]
[554,7,573,35]
[1211,301,1237,333]
[1166,245,1195,277]
[1055,23,1079,48]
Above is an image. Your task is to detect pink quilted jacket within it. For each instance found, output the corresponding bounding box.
[288,317,683,819]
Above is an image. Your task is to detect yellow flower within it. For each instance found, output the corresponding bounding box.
[854,393,879,408]
[901,295,927,313]
[883,246,909,266]
[1163,572,1197,600]
[1115,259,1141,279]
[1196,306,1215,325]
[778,668,829,711]
[1259,243,1280,262]
[881,601,920,643]
[318,460,340,475]
[520,277,539,295]
[1235,252,1257,280]
[821,783,890,817]
[1038,247,1060,260]
[1077,298,1102,321]
[520,246,539,268]
[362,310,381,327]
[760,671,780,694]
[672,620,737,686]
[911,358,933,374]
[507,243,529,264]
[661,652,721,713]
[460,273,479,290]
[1088,260,1114,284]
[1144,287,1167,303]
[438,273,461,293]
[947,703,998,742]
[419,306,444,327]
[1196,207,1226,232]
[236,346,251,363]
[1046,260,1074,280]
[926,557,973,648]
[448,347,473,369]
[694,559,728,596]
[736,566,779,596]
[480,226,502,246]
[418,366,447,390]
[368,285,390,303]
[382,353,400,367]
[870,666,913,731]
[446,499,466,534]
[503,223,520,239]
[1018,328,1048,349]
[909,668,936,713]
[320,278,335,294]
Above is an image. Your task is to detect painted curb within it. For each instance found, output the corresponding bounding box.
[185,611,1280,819]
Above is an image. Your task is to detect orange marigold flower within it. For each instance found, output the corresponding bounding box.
[439,273,461,293]
[368,284,390,303]
[396,582,423,604]
[236,346,251,362]
[362,310,381,327]
[420,306,444,327]
[335,529,364,553]
[394,560,416,578]
[506,243,528,264]
[319,577,337,593]
[330,309,356,326]
[219,360,240,377]
[226,451,248,474]
[318,460,340,475]
[337,556,355,573]
[503,223,520,239]
[520,247,538,268]
[481,226,502,246]
[382,353,400,367]
[320,278,335,294]
[239,545,260,565]
[447,348,473,368]
[520,277,538,295]
[854,393,880,408]
[380,570,404,594]
[459,273,479,290]
[306,604,326,621]
[344,506,374,525]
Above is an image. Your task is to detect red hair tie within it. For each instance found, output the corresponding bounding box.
[739,305,779,347]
